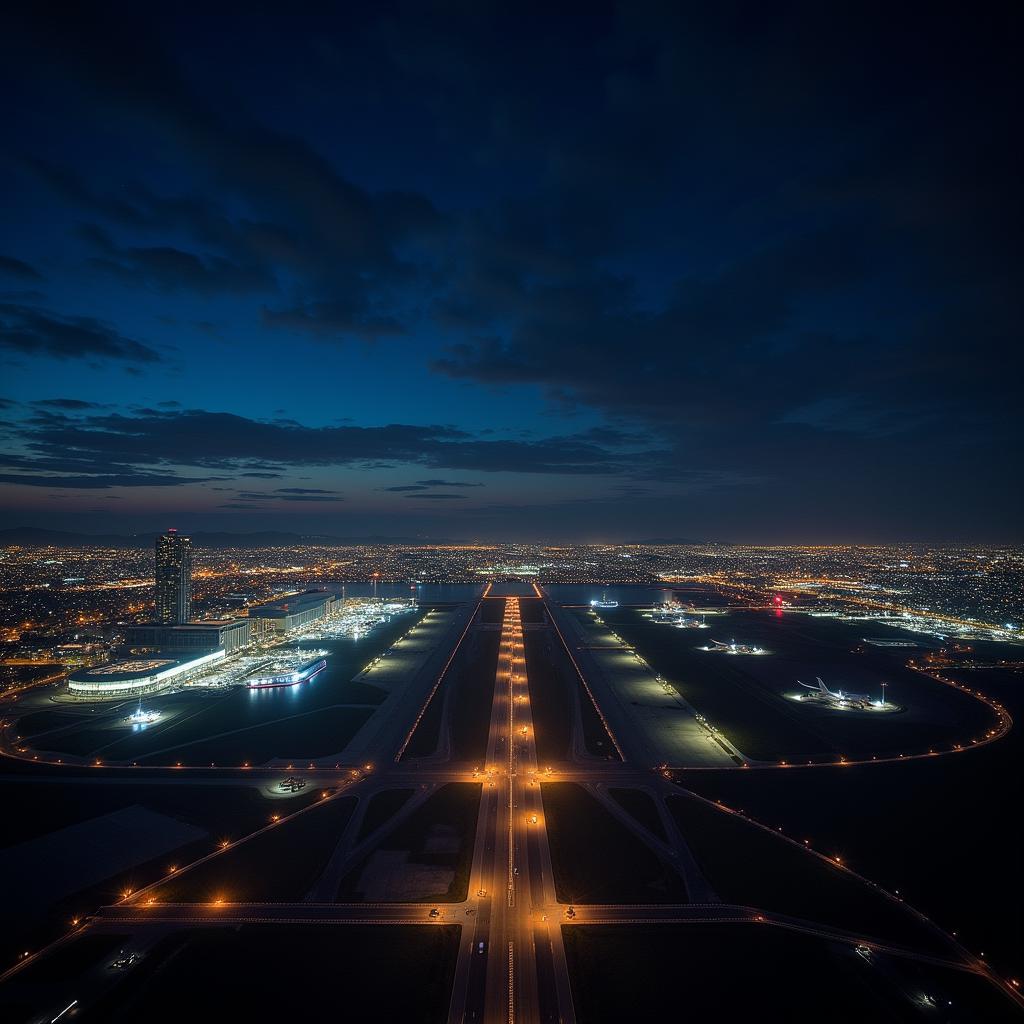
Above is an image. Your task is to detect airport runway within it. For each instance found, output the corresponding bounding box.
[4,592,1022,1021]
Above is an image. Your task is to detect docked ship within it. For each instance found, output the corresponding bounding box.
[247,656,328,689]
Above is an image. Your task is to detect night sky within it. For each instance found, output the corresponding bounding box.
[1,6,1020,542]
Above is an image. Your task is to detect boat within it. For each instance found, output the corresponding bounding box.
[247,657,328,689]
[590,592,619,609]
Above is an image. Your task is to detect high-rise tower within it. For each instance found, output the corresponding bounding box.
[155,528,192,624]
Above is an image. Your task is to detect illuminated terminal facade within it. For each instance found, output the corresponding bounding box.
[67,649,225,696]
[124,619,252,655]
[250,591,335,634]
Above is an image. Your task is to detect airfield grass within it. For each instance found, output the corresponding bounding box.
[0,780,323,968]
[402,673,448,758]
[357,788,415,841]
[0,780,313,850]
[576,678,619,759]
[603,607,995,762]
[480,598,506,624]
[14,704,106,739]
[402,628,498,761]
[553,611,620,760]
[450,632,500,761]
[667,793,952,954]
[0,933,130,1024]
[607,788,668,842]
[562,924,1019,1024]
[524,631,573,763]
[542,783,685,904]
[80,925,460,1024]
[133,705,374,766]
[151,794,357,903]
[519,598,546,623]
[337,783,481,903]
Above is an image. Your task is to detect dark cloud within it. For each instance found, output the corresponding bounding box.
[12,13,445,340]
[32,398,104,410]
[0,255,41,280]
[0,303,161,364]
[403,492,467,500]
[235,489,342,503]
[80,224,274,294]
[277,494,343,502]
[414,478,484,488]
[0,470,219,489]
[11,408,657,478]
[261,301,404,340]
[0,8,1019,538]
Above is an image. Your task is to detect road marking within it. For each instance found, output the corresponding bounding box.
[507,941,515,1024]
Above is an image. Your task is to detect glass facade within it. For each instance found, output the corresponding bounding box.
[155,529,192,624]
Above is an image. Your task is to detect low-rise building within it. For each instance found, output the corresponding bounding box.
[124,619,252,654]
[249,591,335,634]
[67,649,226,696]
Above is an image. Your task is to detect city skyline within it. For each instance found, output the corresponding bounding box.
[1,8,1020,543]
[1,9,1022,1021]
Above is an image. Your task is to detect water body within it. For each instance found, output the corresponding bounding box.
[325,582,484,603]
[544,583,696,606]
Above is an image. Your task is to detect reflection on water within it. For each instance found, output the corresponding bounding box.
[543,583,712,606]
[327,582,484,602]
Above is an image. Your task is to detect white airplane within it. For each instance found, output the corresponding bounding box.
[798,677,870,706]
[708,639,764,655]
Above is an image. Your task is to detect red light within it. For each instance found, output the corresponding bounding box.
[774,594,783,604]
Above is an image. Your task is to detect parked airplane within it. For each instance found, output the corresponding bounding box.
[798,677,871,708]
[705,639,765,655]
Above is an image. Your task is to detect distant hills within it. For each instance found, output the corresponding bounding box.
[0,528,463,548]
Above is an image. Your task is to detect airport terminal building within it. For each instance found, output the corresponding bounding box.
[67,650,226,696]
[249,591,335,634]
[124,619,252,655]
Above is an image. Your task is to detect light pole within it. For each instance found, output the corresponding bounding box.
[881,681,888,707]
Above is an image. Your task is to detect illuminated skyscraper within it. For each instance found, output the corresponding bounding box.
[155,529,192,624]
